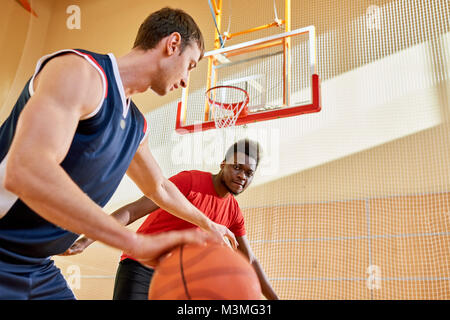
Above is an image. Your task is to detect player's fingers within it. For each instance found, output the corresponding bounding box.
[168,229,213,249]
[58,248,75,256]
[65,242,87,255]
[224,230,238,250]
[212,228,226,243]
[138,230,211,267]
[206,227,226,244]
[193,229,220,245]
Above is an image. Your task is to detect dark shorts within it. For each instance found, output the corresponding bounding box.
[113,258,154,300]
[0,259,75,300]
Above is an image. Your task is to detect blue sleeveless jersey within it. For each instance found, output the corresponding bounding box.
[0,49,148,264]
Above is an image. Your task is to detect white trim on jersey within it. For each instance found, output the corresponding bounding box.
[28,49,107,120]
[0,155,19,219]
[108,53,130,118]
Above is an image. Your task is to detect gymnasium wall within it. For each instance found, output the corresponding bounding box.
[0,0,55,122]
[1,0,449,300]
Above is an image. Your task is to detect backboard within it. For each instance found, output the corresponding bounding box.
[175,25,321,134]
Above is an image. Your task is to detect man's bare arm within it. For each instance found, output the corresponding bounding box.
[237,235,280,300]
[60,196,159,255]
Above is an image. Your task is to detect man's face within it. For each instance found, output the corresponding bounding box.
[153,41,201,96]
[220,152,257,195]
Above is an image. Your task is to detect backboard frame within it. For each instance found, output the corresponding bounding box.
[175,25,321,134]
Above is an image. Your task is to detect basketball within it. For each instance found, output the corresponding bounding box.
[148,243,262,300]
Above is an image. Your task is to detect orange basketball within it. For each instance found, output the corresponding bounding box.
[148,243,262,300]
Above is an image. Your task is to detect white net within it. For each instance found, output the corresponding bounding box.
[206,86,249,129]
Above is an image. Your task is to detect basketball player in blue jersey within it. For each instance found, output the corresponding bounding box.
[0,7,236,299]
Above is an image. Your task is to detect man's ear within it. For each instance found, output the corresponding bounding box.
[166,32,182,56]
[220,160,225,170]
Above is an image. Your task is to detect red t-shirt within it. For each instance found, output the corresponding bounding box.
[121,170,246,261]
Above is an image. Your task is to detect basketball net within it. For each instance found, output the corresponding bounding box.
[206,85,249,129]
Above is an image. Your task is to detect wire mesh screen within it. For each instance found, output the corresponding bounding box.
[218,0,286,46]
[183,30,312,125]
[145,0,450,299]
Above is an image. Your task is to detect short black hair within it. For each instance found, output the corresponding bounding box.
[224,139,262,168]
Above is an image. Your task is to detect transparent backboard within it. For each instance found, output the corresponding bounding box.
[176,26,321,134]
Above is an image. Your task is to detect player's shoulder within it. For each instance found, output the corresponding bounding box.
[187,170,213,182]
[36,52,101,94]
[173,170,212,189]
[229,194,241,206]
[35,50,105,114]
[175,169,209,177]
[47,52,96,74]
[227,191,242,212]
[187,169,210,176]
[169,170,193,185]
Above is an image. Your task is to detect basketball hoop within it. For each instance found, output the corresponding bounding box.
[206,85,249,129]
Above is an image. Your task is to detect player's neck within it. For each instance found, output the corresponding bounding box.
[211,173,231,198]
[116,49,158,97]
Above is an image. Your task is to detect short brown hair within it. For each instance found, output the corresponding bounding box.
[133,7,205,59]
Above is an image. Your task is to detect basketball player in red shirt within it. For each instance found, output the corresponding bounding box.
[63,139,279,300]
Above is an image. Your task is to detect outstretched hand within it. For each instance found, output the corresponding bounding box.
[203,221,238,250]
[59,236,94,256]
[128,229,220,267]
